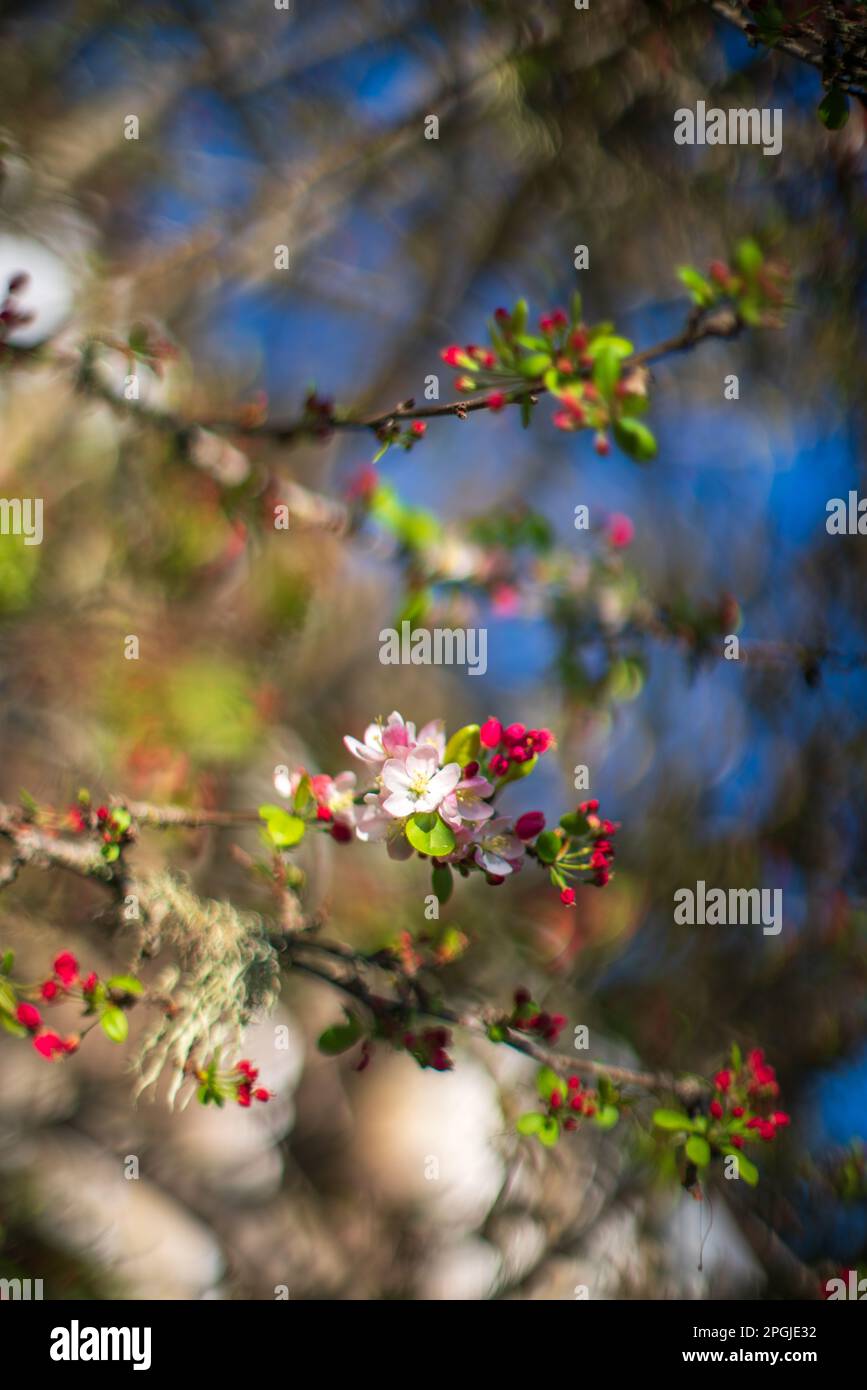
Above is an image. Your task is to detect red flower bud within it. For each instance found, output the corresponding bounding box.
[53,952,78,986]
[515,811,546,840]
[16,1002,41,1030]
[709,1100,723,1119]
[560,887,576,906]
[480,718,503,748]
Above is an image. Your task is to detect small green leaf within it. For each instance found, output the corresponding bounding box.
[293,773,313,812]
[110,807,132,833]
[686,1135,711,1167]
[442,723,481,767]
[405,813,456,858]
[0,950,14,975]
[819,87,849,131]
[734,237,763,278]
[519,352,551,378]
[732,1152,759,1186]
[592,342,622,400]
[101,843,120,863]
[677,265,715,306]
[538,1116,560,1147]
[317,1013,363,1055]
[106,974,144,996]
[0,979,17,1016]
[536,1066,563,1101]
[517,1111,545,1135]
[594,1105,620,1130]
[258,804,306,848]
[559,811,590,837]
[653,1108,695,1132]
[431,863,453,904]
[613,417,657,462]
[511,299,528,335]
[100,1006,129,1043]
[1,1014,27,1038]
[730,1042,743,1072]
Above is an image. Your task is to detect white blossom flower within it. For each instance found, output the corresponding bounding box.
[381,747,461,818]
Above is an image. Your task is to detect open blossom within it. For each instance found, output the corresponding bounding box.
[472,818,525,876]
[381,747,461,818]
[439,772,495,829]
[343,711,415,765]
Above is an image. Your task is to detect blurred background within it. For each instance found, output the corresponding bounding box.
[0,0,865,1300]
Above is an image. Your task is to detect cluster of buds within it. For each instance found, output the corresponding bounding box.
[67,793,135,864]
[1,949,142,1060]
[440,295,656,462]
[479,717,553,776]
[517,1065,619,1147]
[402,1025,453,1072]
[195,1055,271,1108]
[654,1045,789,1187]
[516,798,618,902]
[711,1048,790,1146]
[501,987,567,1044]
[678,241,790,329]
[373,415,426,458]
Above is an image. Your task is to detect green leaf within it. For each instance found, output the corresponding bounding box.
[677,266,715,307]
[559,811,590,837]
[586,334,633,359]
[372,440,391,464]
[317,1013,363,1055]
[496,753,538,786]
[686,1135,711,1167]
[106,974,144,996]
[431,863,453,905]
[101,843,120,862]
[110,807,131,833]
[592,342,622,400]
[653,1108,695,1132]
[536,1066,563,1101]
[730,1042,742,1072]
[613,417,657,462]
[538,1116,560,1147]
[293,773,313,812]
[0,950,13,975]
[511,299,528,335]
[734,1152,759,1186]
[517,1111,545,1136]
[594,1105,620,1130]
[519,352,551,378]
[818,87,849,130]
[100,1006,129,1043]
[442,723,481,767]
[534,830,561,864]
[734,237,763,278]
[258,804,306,849]
[0,1014,27,1038]
[406,813,456,858]
[0,979,17,1016]
[520,398,533,430]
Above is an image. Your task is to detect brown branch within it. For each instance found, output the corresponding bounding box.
[703,0,867,95]
[58,306,742,447]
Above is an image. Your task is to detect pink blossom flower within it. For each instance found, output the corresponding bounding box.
[607,513,634,548]
[471,818,525,876]
[440,773,495,829]
[343,711,415,765]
